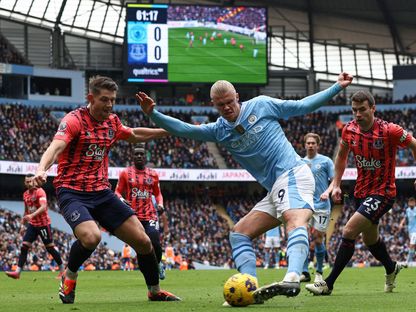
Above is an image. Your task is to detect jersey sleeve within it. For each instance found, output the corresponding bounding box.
[115,116,133,141]
[389,123,412,148]
[327,157,335,180]
[36,188,47,205]
[265,83,342,119]
[152,172,163,206]
[150,109,218,142]
[53,113,81,143]
[340,125,350,147]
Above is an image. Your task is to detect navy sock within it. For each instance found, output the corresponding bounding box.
[325,238,355,289]
[67,240,94,273]
[367,238,395,274]
[137,250,159,287]
[18,245,29,268]
[46,246,63,266]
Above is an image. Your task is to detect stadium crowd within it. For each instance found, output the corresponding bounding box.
[2,187,415,272]
[167,6,265,30]
[2,104,416,168]
[0,104,218,168]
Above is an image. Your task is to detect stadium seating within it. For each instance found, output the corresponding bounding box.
[2,103,416,168]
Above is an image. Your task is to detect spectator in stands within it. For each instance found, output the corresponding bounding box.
[137,72,353,302]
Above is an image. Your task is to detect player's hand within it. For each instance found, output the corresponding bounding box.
[33,170,47,187]
[331,186,343,203]
[320,191,330,201]
[23,214,33,222]
[136,92,156,115]
[337,72,353,88]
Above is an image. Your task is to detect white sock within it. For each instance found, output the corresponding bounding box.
[283,272,300,283]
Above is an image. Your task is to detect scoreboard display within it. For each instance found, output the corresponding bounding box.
[125,4,267,84]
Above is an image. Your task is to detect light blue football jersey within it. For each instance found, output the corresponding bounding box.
[150,83,342,192]
[304,154,334,211]
[406,207,416,233]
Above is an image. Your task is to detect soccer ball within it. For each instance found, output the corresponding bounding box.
[223,273,258,307]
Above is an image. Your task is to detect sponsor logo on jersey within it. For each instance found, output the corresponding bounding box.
[58,121,67,131]
[86,144,106,160]
[131,187,149,198]
[230,126,263,151]
[355,155,381,170]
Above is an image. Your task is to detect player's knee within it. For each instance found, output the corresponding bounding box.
[342,225,358,239]
[21,243,30,251]
[80,231,101,249]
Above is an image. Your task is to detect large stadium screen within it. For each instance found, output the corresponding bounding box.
[125,4,267,84]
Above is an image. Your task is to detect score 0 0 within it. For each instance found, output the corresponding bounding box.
[146,24,168,63]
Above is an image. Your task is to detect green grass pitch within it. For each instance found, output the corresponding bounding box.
[1,268,415,311]
[168,27,267,84]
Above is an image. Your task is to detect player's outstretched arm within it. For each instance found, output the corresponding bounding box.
[126,127,170,143]
[279,72,353,118]
[136,92,156,116]
[34,139,67,187]
[337,72,354,88]
[136,92,216,142]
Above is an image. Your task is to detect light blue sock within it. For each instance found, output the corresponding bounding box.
[302,255,309,273]
[230,232,257,277]
[408,249,415,263]
[264,250,270,267]
[315,242,326,273]
[286,226,309,275]
[275,250,280,266]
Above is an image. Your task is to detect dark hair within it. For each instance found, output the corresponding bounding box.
[89,76,118,95]
[351,90,375,107]
[25,173,35,178]
[409,197,415,202]
[304,132,321,145]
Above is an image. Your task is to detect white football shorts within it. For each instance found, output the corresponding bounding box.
[253,164,315,220]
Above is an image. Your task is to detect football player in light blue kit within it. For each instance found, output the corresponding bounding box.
[399,197,416,264]
[137,72,353,302]
[264,226,282,269]
[300,133,334,283]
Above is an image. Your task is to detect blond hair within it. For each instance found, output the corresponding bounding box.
[210,80,236,99]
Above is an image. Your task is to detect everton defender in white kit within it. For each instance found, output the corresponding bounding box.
[137,72,353,303]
